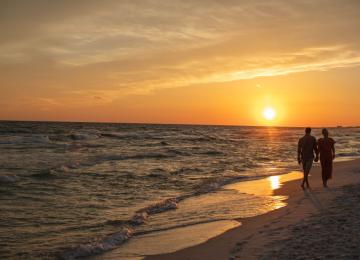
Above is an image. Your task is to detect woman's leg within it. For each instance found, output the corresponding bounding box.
[324,159,333,187]
[321,159,327,187]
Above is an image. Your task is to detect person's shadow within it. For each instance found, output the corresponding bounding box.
[304,189,325,211]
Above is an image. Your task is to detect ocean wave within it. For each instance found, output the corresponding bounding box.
[101,152,175,162]
[59,226,133,260]
[108,199,182,229]
[64,174,249,259]
[0,135,51,145]
[30,164,74,179]
[104,219,127,226]
[150,167,167,173]
[34,171,255,259]
[30,135,51,143]
[105,199,177,229]
[166,148,190,156]
[0,128,33,134]
[181,136,218,142]
[0,174,18,184]
[30,169,59,179]
[100,132,140,140]
[59,198,178,260]
[64,162,81,170]
[171,167,202,175]
[49,133,100,143]
[85,176,245,243]
[199,150,224,156]
[71,133,99,140]
[147,168,168,178]
[136,198,178,215]
[337,152,360,157]
[129,212,149,226]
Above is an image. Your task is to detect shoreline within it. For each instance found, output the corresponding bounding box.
[95,169,302,260]
[144,158,360,260]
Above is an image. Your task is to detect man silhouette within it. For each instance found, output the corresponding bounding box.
[298,127,318,189]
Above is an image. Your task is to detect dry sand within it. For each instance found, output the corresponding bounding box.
[146,159,360,260]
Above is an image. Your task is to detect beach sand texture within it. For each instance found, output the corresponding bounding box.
[145,159,360,260]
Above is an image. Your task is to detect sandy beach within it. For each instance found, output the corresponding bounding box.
[145,158,360,260]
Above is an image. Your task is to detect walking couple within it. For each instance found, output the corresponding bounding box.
[297,127,335,189]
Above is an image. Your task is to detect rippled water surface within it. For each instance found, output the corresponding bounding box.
[1,121,359,258]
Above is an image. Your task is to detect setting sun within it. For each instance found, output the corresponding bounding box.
[263,107,276,121]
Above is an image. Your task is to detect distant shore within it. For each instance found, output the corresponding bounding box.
[146,158,360,260]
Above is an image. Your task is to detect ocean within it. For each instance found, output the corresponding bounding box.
[1,121,360,259]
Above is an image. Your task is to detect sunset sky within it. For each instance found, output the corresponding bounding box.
[1,0,360,126]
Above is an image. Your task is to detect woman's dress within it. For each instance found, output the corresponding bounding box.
[317,138,335,182]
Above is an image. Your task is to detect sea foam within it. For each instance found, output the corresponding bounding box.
[59,227,133,260]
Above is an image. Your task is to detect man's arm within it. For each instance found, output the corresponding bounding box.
[331,139,336,159]
[297,139,302,164]
[314,138,319,162]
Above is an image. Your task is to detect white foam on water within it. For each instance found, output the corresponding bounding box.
[69,133,100,141]
[136,198,178,215]
[96,220,241,259]
[129,212,148,226]
[59,227,133,260]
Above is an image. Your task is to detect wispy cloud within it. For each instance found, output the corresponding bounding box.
[1,0,360,107]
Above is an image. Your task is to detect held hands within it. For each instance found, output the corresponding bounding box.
[297,156,302,165]
[314,156,319,162]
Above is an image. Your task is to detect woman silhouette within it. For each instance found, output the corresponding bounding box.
[317,128,336,187]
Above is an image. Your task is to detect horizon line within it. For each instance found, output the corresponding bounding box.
[0,119,358,129]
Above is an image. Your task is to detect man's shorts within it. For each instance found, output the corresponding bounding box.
[302,159,313,173]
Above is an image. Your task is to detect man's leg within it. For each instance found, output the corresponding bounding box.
[304,170,310,188]
[302,160,313,189]
[301,161,306,189]
[301,161,305,190]
[304,160,313,188]
[301,178,305,189]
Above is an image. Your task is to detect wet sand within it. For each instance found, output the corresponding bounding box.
[146,159,360,260]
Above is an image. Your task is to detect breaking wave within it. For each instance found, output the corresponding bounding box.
[58,197,180,259]
[59,227,133,260]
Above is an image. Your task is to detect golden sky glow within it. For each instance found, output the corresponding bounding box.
[1,0,360,126]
